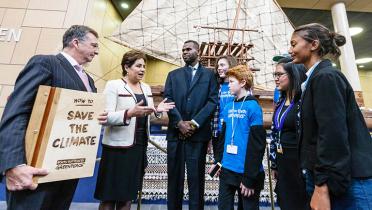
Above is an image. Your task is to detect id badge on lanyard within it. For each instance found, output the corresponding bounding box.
[227,144,238,154]
[276,131,283,154]
[227,95,247,155]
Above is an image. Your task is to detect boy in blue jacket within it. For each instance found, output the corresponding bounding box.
[210,65,267,210]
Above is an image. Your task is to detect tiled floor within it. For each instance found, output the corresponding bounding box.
[0,202,278,210]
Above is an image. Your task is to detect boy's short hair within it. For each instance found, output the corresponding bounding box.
[226,65,254,90]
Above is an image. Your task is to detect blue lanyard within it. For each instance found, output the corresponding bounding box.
[274,98,294,131]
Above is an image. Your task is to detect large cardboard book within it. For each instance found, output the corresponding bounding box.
[25,85,104,183]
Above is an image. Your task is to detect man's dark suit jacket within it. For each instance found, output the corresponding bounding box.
[164,64,218,142]
[0,53,96,180]
[299,59,372,196]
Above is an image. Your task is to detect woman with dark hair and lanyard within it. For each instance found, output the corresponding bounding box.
[290,23,372,210]
[269,57,309,210]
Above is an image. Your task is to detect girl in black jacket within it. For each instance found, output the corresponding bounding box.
[289,23,372,210]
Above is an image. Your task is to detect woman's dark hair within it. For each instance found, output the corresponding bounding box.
[121,50,147,76]
[215,55,238,83]
[277,58,307,102]
[294,23,346,59]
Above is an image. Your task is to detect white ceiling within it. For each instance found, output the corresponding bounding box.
[276,0,372,12]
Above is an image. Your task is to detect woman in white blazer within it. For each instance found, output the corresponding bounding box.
[94,50,174,210]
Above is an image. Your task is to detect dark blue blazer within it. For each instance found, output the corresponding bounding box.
[0,53,96,179]
[164,64,218,142]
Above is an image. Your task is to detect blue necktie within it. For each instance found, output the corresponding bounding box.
[191,67,197,81]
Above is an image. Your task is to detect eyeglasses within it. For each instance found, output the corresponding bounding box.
[273,72,287,79]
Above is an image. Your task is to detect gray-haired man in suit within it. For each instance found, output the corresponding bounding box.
[0,25,106,210]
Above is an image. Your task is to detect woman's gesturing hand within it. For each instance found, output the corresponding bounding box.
[127,100,154,117]
[155,98,175,113]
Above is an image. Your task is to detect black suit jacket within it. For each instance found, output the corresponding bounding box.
[0,53,96,179]
[299,59,372,196]
[164,64,218,142]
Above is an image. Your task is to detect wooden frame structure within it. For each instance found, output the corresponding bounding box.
[195,25,257,69]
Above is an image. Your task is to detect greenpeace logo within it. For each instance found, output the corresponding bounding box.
[55,158,86,170]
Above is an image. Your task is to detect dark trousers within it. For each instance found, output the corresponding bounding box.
[6,179,78,210]
[218,168,261,210]
[167,140,208,210]
[276,146,309,210]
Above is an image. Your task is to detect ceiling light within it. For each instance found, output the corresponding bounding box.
[355,58,372,64]
[359,65,364,68]
[121,2,129,9]
[332,63,337,67]
[349,27,363,36]
[97,1,106,9]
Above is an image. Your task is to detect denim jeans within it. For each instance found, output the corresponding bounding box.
[331,178,372,210]
[303,170,372,210]
[302,169,315,197]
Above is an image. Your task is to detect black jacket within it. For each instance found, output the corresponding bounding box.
[163,64,218,142]
[298,59,372,196]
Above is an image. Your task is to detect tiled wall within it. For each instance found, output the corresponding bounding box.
[0,0,179,119]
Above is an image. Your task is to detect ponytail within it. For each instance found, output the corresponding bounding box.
[294,23,346,59]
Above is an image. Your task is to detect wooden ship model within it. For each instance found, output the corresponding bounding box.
[150,86,372,129]
[148,25,372,129]
[110,0,372,129]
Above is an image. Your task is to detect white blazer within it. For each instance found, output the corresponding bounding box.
[102,79,156,147]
